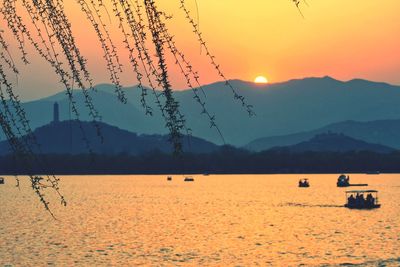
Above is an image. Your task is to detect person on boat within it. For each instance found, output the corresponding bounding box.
[361,193,367,207]
[360,193,364,201]
[366,193,375,207]
[299,179,302,187]
[355,193,363,207]
[348,194,356,206]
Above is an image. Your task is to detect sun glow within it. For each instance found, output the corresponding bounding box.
[254,76,268,84]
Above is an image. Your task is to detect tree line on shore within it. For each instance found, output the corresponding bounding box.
[1,147,399,175]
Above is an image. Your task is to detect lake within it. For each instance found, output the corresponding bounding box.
[0,174,399,266]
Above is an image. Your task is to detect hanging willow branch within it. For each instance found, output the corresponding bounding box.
[179,0,255,117]
[144,0,185,153]
[0,0,301,213]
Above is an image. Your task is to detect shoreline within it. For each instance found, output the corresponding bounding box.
[0,172,391,176]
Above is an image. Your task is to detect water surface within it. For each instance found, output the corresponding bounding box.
[1,174,399,266]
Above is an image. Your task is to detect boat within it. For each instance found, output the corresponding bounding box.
[184,176,194,182]
[298,178,310,187]
[0,177,4,184]
[337,174,350,187]
[337,174,368,187]
[167,176,172,181]
[344,190,381,209]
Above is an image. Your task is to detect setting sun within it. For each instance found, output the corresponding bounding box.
[254,76,268,84]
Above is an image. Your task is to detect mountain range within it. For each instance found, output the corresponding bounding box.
[269,132,395,154]
[1,76,400,147]
[246,119,400,151]
[0,120,395,156]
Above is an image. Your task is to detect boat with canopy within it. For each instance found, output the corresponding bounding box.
[345,190,380,209]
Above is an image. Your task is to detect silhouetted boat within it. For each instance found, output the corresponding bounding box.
[298,178,309,187]
[184,176,194,182]
[337,174,368,187]
[345,190,381,209]
[0,177,4,184]
[337,174,350,187]
[203,173,209,176]
[167,176,172,181]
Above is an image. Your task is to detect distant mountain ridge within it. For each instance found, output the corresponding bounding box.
[245,119,400,151]
[0,120,219,155]
[2,76,400,146]
[269,132,395,153]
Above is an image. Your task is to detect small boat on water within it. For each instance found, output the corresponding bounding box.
[345,190,381,209]
[167,176,172,181]
[337,174,350,187]
[0,177,4,184]
[337,174,368,187]
[184,176,194,182]
[298,178,310,187]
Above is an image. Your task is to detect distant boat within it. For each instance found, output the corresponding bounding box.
[344,190,381,209]
[298,178,310,187]
[184,176,194,182]
[167,176,172,181]
[0,177,4,184]
[203,173,210,176]
[337,174,368,187]
[337,174,350,187]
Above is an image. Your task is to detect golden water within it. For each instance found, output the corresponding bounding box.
[1,174,399,266]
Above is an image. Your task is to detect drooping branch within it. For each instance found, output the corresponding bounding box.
[179,0,255,117]
[144,0,185,154]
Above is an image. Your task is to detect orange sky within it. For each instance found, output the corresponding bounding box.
[6,0,400,99]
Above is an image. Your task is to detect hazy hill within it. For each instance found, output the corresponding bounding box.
[246,119,400,151]
[0,121,219,155]
[2,76,400,146]
[270,133,395,153]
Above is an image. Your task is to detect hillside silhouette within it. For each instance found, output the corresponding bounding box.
[246,119,400,151]
[0,120,219,155]
[269,133,395,153]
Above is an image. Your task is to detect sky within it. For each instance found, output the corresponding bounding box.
[4,0,400,100]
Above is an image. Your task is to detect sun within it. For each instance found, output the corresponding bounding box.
[254,76,268,84]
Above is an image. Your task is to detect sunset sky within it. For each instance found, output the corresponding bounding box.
[6,0,400,100]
